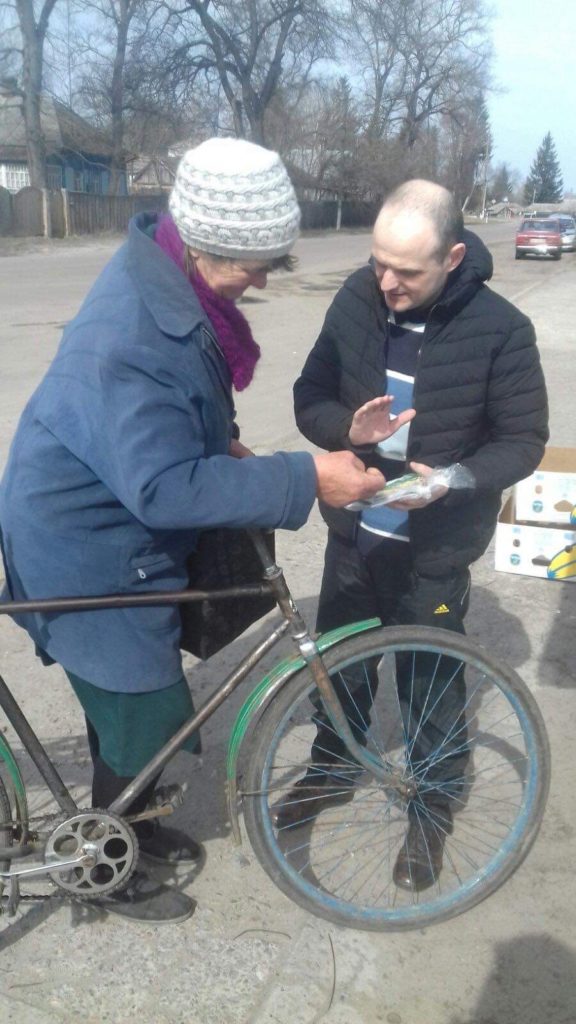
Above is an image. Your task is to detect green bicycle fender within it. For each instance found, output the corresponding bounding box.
[0,730,29,830]
[225,618,381,843]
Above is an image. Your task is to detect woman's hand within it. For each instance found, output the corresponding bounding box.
[348,396,416,446]
[229,438,255,458]
[314,452,385,507]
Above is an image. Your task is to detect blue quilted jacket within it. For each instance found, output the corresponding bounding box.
[0,214,316,691]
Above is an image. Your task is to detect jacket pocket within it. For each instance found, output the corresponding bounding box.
[128,552,176,585]
[124,553,185,634]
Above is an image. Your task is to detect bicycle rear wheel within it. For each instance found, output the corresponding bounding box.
[0,773,14,907]
[0,725,30,915]
[243,626,549,930]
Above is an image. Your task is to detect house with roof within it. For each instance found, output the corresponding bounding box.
[0,83,125,194]
[521,198,576,217]
[126,153,178,193]
[486,200,523,218]
[126,138,206,194]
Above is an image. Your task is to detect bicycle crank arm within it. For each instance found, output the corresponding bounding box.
[0,851,96,882]
[126,804,174,824]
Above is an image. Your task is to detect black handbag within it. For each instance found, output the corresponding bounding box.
[180,529,276,660]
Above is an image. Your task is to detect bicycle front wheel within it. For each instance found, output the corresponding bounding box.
[243,626,549,931]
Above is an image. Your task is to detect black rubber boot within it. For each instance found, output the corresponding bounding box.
[90,756,197,921]
[97,871,196,924]
[135,820,202,865]
[92,755,201,864]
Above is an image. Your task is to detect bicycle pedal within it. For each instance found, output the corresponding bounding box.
[151,783,186,811]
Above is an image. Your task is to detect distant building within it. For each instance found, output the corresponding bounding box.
[486,200,523,218]
[522,199,576,217]
[126,154,178,193]
[0,84,126,194]
[126,139,209,194]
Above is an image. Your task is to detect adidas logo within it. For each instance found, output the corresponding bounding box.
[433,603,450,614]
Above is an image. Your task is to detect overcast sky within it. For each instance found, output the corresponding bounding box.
[488,0,576,192]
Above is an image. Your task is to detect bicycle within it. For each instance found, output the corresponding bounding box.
[0,531,550,932]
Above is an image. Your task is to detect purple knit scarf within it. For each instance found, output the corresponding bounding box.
[154,214,261,391]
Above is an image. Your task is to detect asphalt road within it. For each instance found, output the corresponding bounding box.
[0,220,575,1024]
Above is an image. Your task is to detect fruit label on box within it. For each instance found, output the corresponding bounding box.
[514,471,576,525]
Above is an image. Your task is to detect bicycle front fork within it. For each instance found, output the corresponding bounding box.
[296,635,417,799]
[248,531,417,801]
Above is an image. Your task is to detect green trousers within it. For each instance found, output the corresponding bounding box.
[67,672,201,777]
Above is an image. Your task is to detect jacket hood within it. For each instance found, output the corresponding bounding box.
[436,229,493,316]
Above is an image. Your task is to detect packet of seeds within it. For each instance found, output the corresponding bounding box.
[346,465,475,510]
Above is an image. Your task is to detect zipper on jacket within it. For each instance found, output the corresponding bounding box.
[403,302,440,545]
[404,301,438,451]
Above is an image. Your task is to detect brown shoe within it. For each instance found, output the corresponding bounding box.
[393,803,453,892]
[271,773,355,830]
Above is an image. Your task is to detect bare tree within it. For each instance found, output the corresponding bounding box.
[441,92,492,208]
[11,0,60,187]
[396,0,490,149]
[4,0,493,203]
[344,0,491,151]
[1,7,21,79]
[61,0,160,192]
[345,0,404,142]
[158,0,334,145]
[47,0,217,182]
[266,75,362,199]
[104,0,142,191]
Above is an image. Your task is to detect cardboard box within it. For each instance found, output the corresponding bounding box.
[495,497,576,581]
[514,446,576,525]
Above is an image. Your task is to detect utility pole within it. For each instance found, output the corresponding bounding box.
[480,152,488,221]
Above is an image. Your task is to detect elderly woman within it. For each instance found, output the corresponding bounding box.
[0,138,390,924]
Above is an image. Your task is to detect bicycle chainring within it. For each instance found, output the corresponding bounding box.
[44,809,138,898]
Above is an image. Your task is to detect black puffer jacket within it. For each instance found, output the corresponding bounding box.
[294,231,549,576]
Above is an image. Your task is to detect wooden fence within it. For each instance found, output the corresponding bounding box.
[0,186,375,238]
[0,187,169,238]
[65,191,169,235]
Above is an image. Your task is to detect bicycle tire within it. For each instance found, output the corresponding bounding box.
[0,772,14,905]
[0,724,30,914]
[242,626,549,931]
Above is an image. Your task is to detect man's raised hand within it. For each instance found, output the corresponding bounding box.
[348,396,415,446]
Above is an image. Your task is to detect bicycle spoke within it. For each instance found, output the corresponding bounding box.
[244,627,549,930]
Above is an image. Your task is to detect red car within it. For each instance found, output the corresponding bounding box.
[515,219,562,260]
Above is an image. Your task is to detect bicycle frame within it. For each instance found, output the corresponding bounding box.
[0,530,413,875]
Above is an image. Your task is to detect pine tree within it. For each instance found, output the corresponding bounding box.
[523,133,564,204]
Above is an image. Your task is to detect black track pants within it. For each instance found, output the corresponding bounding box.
[311,531,471,799]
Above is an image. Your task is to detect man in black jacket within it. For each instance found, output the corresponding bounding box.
[278,180,549,892]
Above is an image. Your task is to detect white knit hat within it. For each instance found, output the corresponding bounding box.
[169,137,301,259]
